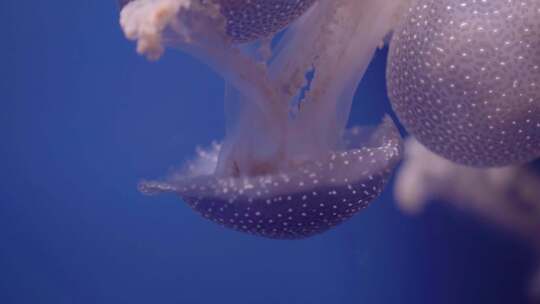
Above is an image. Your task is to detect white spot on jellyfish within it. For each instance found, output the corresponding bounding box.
[387,0,540,167]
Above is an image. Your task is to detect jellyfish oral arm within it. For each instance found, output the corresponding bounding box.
[268,0,405,147]
[121,0,405,175]
[215,0,405,175]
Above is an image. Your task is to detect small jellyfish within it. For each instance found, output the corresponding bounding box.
[387,0,540,167]
[120,0,405,239]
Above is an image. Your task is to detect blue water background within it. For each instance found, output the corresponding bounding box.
[0,1,535,303]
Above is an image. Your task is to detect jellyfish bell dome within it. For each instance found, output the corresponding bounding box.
[387,0,540,167]
[140,118,402,239]
[118,0,316,43]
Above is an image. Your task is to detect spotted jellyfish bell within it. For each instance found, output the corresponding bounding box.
[140,118,402,239]
[387,0,540,167]
[118,0,316,43]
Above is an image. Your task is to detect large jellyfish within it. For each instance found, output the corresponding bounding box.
[387,0,540,167]
[119,0,405,239]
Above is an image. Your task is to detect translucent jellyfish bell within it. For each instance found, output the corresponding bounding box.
[387,0,540,167]
[120,0,404,239]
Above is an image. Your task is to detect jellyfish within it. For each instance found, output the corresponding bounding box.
[387,0,540,167]
[119,0,406,239]
[395,137,540,300]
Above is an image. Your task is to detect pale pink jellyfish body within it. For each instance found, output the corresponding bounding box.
[120,0,404,238]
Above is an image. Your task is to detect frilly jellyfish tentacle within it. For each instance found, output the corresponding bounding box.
[139,117,402,239]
